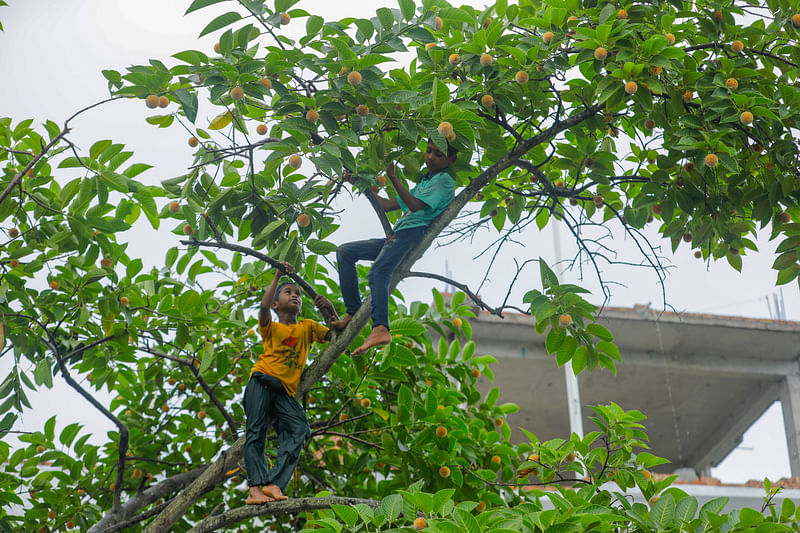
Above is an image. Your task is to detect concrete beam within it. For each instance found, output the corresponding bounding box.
[481,341,800,378]
[780,375,800,477]
[687,381,781,472]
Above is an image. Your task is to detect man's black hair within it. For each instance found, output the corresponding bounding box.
[273,281,301,303]
[428,138,459,158]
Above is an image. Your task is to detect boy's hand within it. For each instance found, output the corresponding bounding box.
[277,261,295,275]
[386,163,397,180]
[313,295,333,311]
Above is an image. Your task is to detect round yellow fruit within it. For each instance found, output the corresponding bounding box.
[644,119,655,130]
[188,137,199,147]
[256,124,268,135]
[740,111,754,124]
[306,109,319,123]
[145,94,159,109]
[714,10,723,22]
[480,94,495,108]
[168,201,181,213]
[558,313,573,327]
[413,517,428,531]
[8,227,19,238]
[725,78,738,90]
[779,211,792,223]
[288,155,303,169]
[793,14,800,27]
[731,40,744,53]
[436,426,448,437]
[704,153,719,167]
[259,78,272,89]
[594,47,607,61]
[616,9,628,19]
[439,466,451,478]
[448,53,460,65]
[230,87,244,100]
[666,33,675,45]
[471,369,481,378]
[542,31,554,44]
[297,214,310,227]
[565,451,575,462]
[452,318,463,327]
[213,42,220,53]
[490,455,501,464]
[120,296,129,306]
[279,12,291,25]
[624,81,638,94]
[49,280,60,290]
[347,71,362,85]
[515,70,529,83]
[435,16,443,30]
[437,121,454,138]
[479,53,493,67]
[361,398,371,408]
[158,96,169,108]
[182,224,194,236]
[356,104,369,117]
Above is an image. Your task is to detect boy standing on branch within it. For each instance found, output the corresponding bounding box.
[244,261,337,504]
[332,140,457,355]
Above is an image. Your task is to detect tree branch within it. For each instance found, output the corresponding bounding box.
[187,496,380,533]
[180,239,336,325]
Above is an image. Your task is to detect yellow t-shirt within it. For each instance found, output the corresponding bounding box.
[251,319,329,396]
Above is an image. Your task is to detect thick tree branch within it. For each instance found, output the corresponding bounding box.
[89,466,208,533]
[187,496,380,533]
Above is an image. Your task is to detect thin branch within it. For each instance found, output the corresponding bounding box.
[180,239,337,325]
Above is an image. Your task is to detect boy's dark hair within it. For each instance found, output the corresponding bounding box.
[273,282,300,303]
[428,138,458,158]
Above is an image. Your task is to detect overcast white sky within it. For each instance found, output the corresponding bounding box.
[0,0,796,483]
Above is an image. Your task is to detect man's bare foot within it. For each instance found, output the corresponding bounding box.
[352,325,392,356]
[331,314,353,329]
[246,486,274,504]
[262,483,288,501]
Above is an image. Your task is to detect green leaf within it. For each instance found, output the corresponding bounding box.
[199,11,243,38]
[389,317,425,336]
[586,323,613,341]
[376,7,395,30]
[330,504,359,526]
[675,496,698,524]
[381,493,403,521]
[199,341,213,373]
[439,7,475,25]
[398,0,415,21]
[185,0,228,15]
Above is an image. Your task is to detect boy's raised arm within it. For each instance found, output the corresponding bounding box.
[386,163,427,212]
[259,261,293,327]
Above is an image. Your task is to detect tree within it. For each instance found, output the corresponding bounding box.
[1,0,800,531]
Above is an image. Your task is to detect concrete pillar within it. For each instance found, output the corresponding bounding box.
[780,375,800,477]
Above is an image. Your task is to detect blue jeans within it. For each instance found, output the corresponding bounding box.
[336,226,425,329]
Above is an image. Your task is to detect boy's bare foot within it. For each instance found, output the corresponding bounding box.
[246,486,274,504]
[262,484,288,501]
[331,314,353,329]
[352,325,392,356]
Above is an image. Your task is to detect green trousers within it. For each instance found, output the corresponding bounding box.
[243,372,311,490]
